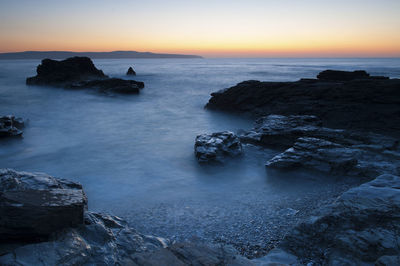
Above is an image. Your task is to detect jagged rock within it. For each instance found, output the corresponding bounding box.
[26,57,107,86]
[206,71,400,135]
[26,57,145,94]
[0,211,168,265]
[0,169,87,241]
[317,70,370,81]
[194,131,242,163]
[0,115,24,138]
[126,66,136,76]
[71,78,144,94]
[269,174,400,265]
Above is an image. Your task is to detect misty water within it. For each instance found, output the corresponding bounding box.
[1,58,400,253]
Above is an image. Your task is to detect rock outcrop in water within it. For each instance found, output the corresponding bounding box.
[206,70,400,135]
[0,115,24,138]
[126,66,136,76]
[240,114,400,177]
[195,131,243,163]
[26,57,144,94]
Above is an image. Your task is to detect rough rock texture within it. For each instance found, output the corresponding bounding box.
[0,115,24,138]
[240,114,400,177]
[206,71,400,136]
[264,174,400,265]
[194,131,242,163]
[26,57,145,94]
[71,78,144,94]
[0,212,168,265]
[127,66,136,76]
[0,169,87,241]
[26,57,107,85]
[132,241,254,265]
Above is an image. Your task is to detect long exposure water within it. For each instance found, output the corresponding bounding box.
[1,58,400,253]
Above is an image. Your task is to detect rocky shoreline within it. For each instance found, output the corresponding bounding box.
[1,68,400,265]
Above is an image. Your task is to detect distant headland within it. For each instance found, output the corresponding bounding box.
[0,50,203,60]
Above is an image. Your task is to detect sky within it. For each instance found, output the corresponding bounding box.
[0,0,399,57]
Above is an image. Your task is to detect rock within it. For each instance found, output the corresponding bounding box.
[194,131,243,163]
[254,248,299,265]
[132,242,254,266]
[206,71,400,135]
[317,70,370,81]
[0,115,24,138]
[0,211,168,265]
[26,57,107,86]
[272,174,400,265]
[126,66,136,76]
[26,57,145,94]
[0,169,87,241]
[71,78,144,94]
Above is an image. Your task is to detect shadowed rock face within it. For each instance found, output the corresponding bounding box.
[0,115,24,138]
[26,57,107,86]
[317,69,370,81]
[194,131,242,163]
[126,66,136,76]
[206,71,400,136]
[0,169,87,241]
[71,78,144,94]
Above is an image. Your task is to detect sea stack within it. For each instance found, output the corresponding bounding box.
[126,67,136,76]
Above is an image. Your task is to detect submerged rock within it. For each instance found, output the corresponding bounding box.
[26,57,145,94]
[266,174,400,265]
[0,115,24,138]
[126,66,136,76]
[0,169,87,241]
[195,131,242,163]
[206,70,400,135]
[26,57,107,86]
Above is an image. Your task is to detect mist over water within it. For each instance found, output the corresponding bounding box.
[1,58,400,244]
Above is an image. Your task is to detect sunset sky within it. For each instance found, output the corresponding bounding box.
[0,0,399,57]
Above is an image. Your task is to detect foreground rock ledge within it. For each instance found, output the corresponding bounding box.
[26,57,144,94]
[0,169,87,241]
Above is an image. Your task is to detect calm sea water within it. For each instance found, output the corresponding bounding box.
[1,58,399,242]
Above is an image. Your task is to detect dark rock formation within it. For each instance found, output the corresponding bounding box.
[0,169,87,241]
[26,57,145,94]
[260,174,400,265]
[194,131,242,163]
[26,57,107,86]
[126,66,136,76]
[240,114,400,177]
[317,70,370,81]
[71,78,144,94]
[206,71,400,135]
[0,115,24,138]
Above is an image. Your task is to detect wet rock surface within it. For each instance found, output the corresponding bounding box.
[0,115,24,138]
[0,169,87,241]
[241,114,400,178]
[26,57,145,94]
[265,174,400,265]
[206,70,400,135]
[195,131,242,163]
